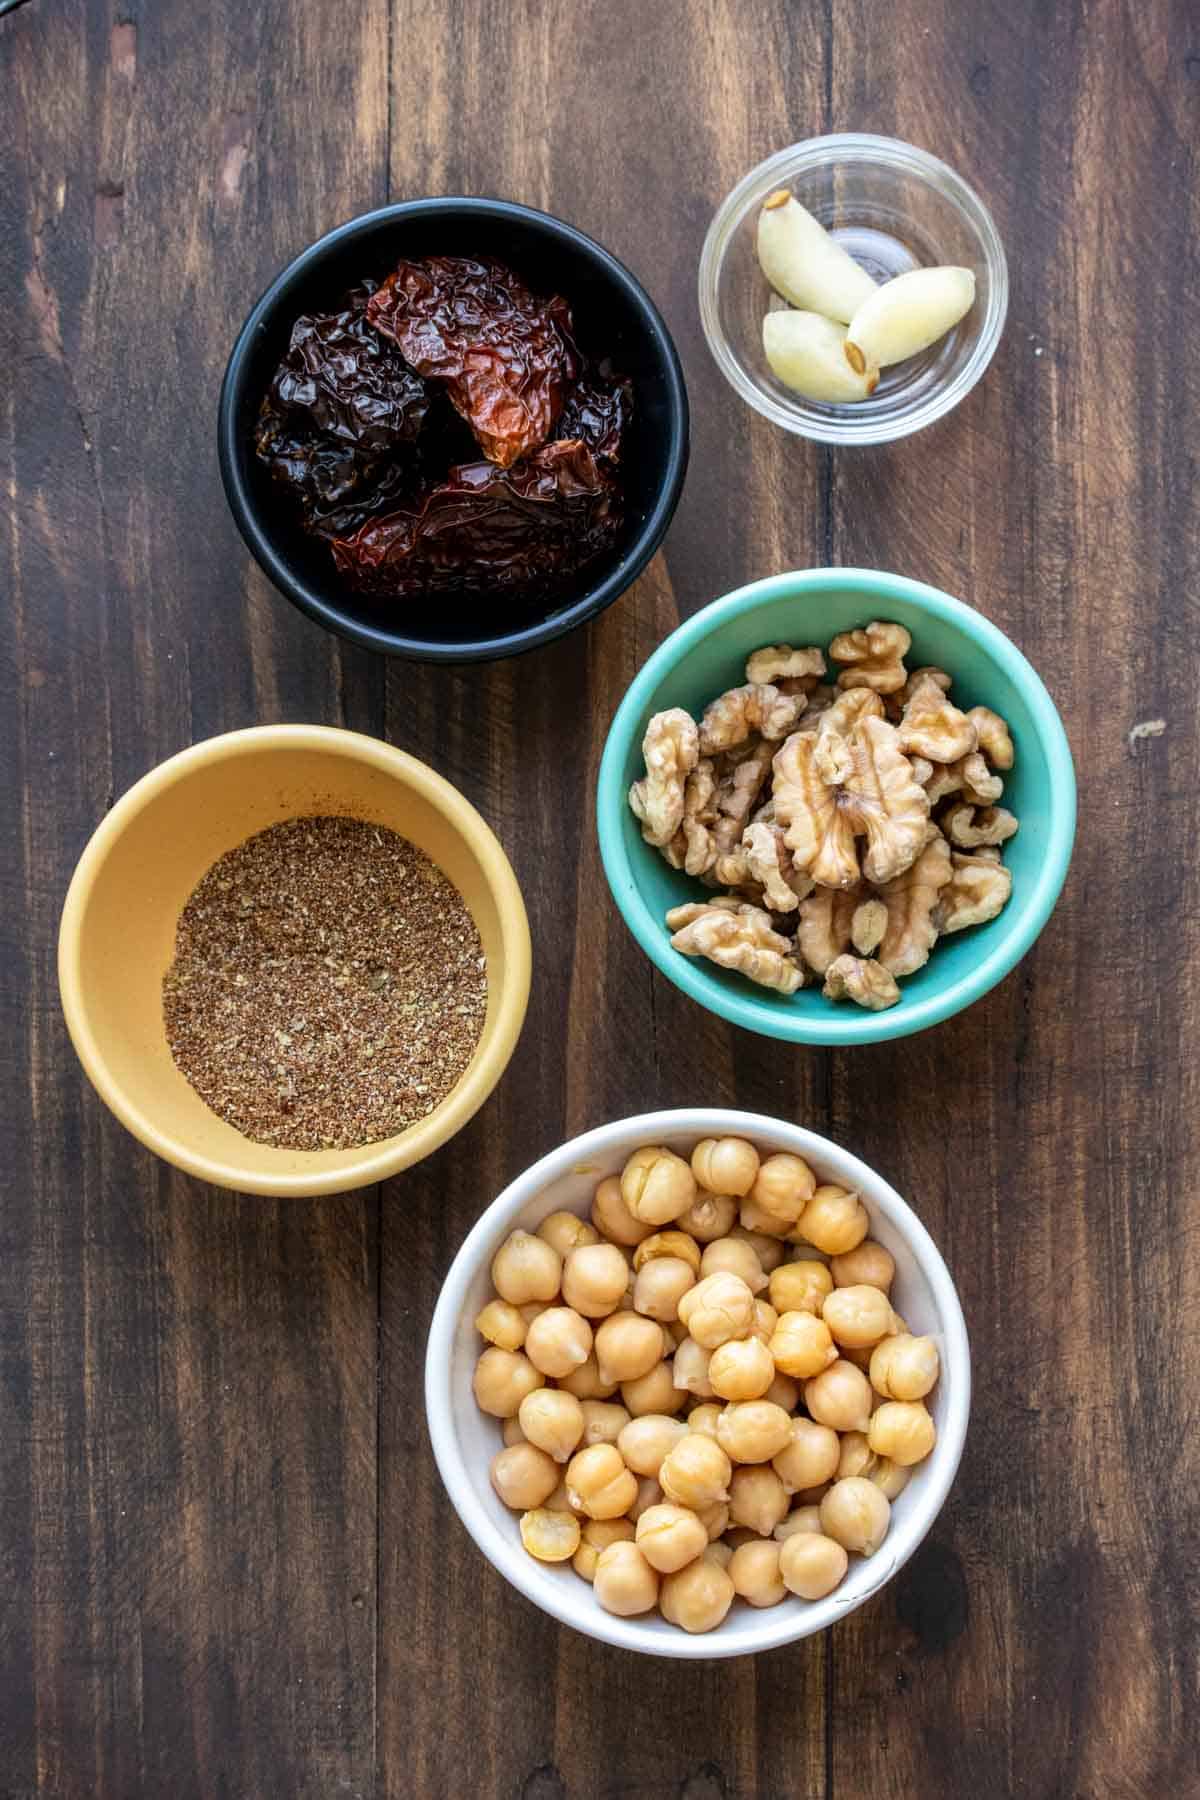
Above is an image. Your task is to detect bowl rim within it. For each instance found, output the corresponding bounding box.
[597,568,1077,1045]
[218,195,690,663]
[424,1106,972,1659]
[698,132,1009,446]
[57,723,532,1196]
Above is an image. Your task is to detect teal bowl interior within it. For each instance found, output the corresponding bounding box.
[597,569,1076,1045]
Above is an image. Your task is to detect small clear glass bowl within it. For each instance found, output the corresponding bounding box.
[699,134,1008,446]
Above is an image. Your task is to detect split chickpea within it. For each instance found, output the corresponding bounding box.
[620,1146,696,1226]
[678,1272,757,1349]
[566,1444,638,1520]
[691,1136,760,1197]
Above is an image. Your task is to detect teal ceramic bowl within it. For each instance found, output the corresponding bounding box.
[597,569,1076,1044]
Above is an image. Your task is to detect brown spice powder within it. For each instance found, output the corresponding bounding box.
[162,815,488,1150]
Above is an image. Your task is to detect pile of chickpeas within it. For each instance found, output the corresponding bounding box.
[472,1136,940,1635]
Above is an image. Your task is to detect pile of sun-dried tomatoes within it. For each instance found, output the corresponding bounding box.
[255,255,632,599]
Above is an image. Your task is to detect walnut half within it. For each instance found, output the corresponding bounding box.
[667,901,805,995]
[629,709,699,848]
[822,955,901,1011]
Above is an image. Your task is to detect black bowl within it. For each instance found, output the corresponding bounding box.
[217,198,689,663]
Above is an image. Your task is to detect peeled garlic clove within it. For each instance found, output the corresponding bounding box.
[844,266,975,372]
[756,189,878,325]
[763,310,879,404]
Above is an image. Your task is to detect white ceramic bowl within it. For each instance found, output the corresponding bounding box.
[425,1109,970,1659]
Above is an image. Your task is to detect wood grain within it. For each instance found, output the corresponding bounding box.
[3,0,1199,1794]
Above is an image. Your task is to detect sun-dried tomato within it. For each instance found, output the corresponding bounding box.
[255,283,431,527]
[329,438,620,596]
[555,365,634,465]
[365,257,580,469]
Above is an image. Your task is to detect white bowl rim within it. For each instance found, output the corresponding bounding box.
[425,1107,971,1659]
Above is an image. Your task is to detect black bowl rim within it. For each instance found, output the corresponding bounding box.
[217,196,690,663]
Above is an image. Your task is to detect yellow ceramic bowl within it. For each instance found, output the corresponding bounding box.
[58,725,531,1195]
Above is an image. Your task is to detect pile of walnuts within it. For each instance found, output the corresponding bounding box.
[629,622,1017,1008]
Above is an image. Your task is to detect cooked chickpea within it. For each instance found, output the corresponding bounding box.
[730,1225,786,1272]
[593,1541,660,1616]
[620,1145,696,1226]
[501,1416,527,1447]
[709,1336,776,1402]
[677,1272,756,1349]
[794,1186,869,1256]
[490,1443,559,1511]
[779,1531,849,1599]
[524,1306,593,1378]
[729,1465,789,1536]
[822,1284,894,1350]
[561,1242,630,1319]
[633,1256,696,1322]
[819,1477,891,1555]
[628,1475,663,1522]
[565,1443,638,1520]
[699,1237,768,1294]
[579,1399,631,1448]
[773,1504,823,1541]
[518,1388,586,1463]
[870,1459,912,1502]
[659,1432,732,1508]
[771,1417,841,1495]
[831,1239,895,1292]
[729,1538,787,1607]
[593,1311,665,1385]
[537,1210,599,1257]
[835,1431,879,1482]
[868,1401,937,1466]
[738,1195,792,1237]
[750,1299,779,1346]
[618,1413,689,1477]
[472,1347,543,1418]
[557,1351,619,1401]
[687,1402,722,1440]
[491,1230,562,1306]
[633,1230,702,1276]
[750,1153,817,1227]
[520,1508,581,1562]
[475,1298,527,1352]
[869,1333,940,1401]
[590,1176,653,1247]
[673,1337,714,1398]
[691,1136,760,1197]
[769,1310,837,1379]
[621,1359,687,1417]
[572,1517,635,1582]
[695,1498,730,1541]
[765,1371,800,1412]
[677,1191,739,1242]
[805,1359,873,1433]
[716,1400,793,1465]
[635,1502,709,1574]
[770,1260,833,1316]
[660,1558,736,1634]
[703,1540,733,1569]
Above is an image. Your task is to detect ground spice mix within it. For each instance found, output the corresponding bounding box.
[162,815,488,1150]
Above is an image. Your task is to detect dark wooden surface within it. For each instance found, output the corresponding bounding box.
[3,1,1198,1795]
